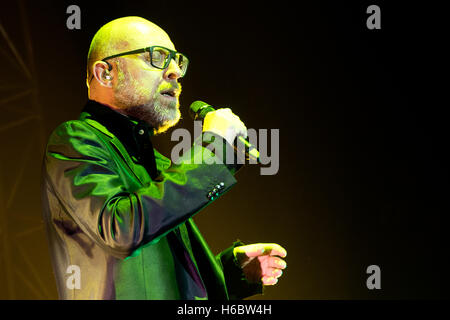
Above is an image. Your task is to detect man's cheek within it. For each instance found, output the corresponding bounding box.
[117,70,126,83]
[129,78,152,100]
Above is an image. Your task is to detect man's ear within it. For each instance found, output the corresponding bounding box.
[92,61,113,88]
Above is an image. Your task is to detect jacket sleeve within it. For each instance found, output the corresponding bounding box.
[43,120,237,259]
[216,241,264,300]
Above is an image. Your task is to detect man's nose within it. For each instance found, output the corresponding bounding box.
[164,58,182,81]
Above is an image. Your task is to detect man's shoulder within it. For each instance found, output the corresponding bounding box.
[46,117,116,155]
[44,117,119,171]
[49,116,115,141]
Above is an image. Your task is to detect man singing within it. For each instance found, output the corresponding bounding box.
[41,16,287,300]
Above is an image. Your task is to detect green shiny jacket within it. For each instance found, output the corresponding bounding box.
[41,100,262,300]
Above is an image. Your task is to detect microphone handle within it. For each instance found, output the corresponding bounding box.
[236,136,260,163]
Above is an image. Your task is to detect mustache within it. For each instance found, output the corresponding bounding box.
[159,81,182,92]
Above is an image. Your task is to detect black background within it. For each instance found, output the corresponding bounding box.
[0,0,447,299]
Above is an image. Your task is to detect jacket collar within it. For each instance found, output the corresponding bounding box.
[80,99,159,179]
[81,99,153,136]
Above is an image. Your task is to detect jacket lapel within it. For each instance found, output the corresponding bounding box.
[186,219,229,299]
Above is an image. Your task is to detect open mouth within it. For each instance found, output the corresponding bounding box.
[160,89,177,98]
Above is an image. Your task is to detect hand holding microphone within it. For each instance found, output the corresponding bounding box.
[190,101,260,163]
[203,108,247,146]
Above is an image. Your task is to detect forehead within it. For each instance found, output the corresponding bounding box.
[124,22,176,51]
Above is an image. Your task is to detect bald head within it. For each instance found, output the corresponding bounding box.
[87,16,174,83]
[86,17,184,134]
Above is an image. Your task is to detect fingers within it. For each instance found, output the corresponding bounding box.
[237,123,247,139]
[262,243,287,258]
[226,111,247,139]
[240,244,267,258]
[202,108,247,145]
[261,268,284,285]
[264,267,283,278]
[234,244,288,286]
[266,256,287,269]
[243,243,287,258]
[262,276,279,286]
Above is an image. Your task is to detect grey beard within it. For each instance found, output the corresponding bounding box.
[123,100,180,132]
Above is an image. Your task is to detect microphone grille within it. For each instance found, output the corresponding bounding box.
[190,101,209,113]
[189,100,211,120]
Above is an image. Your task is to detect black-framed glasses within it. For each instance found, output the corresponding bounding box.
[101,45,189,77]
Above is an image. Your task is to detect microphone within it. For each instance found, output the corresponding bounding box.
[189,100,260,163]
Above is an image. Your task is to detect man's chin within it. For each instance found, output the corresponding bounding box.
[153,111,181,135]
[120,99,181,134]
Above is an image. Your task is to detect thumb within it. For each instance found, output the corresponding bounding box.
[244,243,287,258]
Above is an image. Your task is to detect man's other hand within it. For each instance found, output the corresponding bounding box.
[233,243,287,286]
